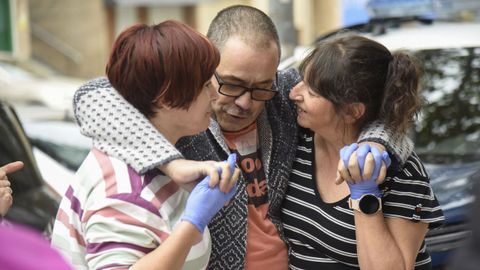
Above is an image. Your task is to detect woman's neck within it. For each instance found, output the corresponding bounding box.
[313,124,359,156]
[312,125,359,203]
[149,114,180,145]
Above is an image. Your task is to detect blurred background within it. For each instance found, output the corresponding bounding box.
[0,1,479,269]
[1,0,479,79]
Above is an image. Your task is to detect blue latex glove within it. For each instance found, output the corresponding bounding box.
[341,143,392,180]
[340,143,359,172]
[341,144,391,199]
[348,177,382,199]
[181,153,237,233]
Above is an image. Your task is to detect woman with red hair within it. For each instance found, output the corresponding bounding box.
[51,20,239,270]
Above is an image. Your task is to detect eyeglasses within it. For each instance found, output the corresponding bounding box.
[214,72,278,101]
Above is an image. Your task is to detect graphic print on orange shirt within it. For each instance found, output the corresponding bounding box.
[223,123,289,269]
[223,123,268,207]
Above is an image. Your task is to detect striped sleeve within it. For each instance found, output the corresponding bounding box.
[51,149,179,270]
[381,152,445,228]
[82,198,170,269]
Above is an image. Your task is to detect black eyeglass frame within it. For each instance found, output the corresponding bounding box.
[214,72,279,101]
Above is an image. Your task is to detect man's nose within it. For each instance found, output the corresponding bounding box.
[234,91,252,110]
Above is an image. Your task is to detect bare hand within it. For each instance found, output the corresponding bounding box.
[159,158,238,193]
[0,161,24,216]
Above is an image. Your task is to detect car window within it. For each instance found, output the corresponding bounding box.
[0,102,44,192]
[30,138,89,171]
[22,121,91,171]
[413,47,480,164]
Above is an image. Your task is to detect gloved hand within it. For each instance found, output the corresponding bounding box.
[355,144,392,180]
[181,154,237,233]
[340,144,390,199]
[339,143,391,181]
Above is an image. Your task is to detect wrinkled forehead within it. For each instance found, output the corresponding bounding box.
[217,36,279,86]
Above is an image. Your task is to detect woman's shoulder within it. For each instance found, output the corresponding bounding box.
[390,152,429,181]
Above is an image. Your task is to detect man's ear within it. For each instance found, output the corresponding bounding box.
[344,103,365,124]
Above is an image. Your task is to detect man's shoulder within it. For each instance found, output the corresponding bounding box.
[276,68,301,89]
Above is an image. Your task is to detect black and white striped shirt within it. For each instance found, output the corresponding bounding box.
[281,129,444,269]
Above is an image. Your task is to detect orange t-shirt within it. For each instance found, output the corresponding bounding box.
[223,123,288,270]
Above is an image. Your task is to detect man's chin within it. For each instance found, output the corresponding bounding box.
[219,119,254,132]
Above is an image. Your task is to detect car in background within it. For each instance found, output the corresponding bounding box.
[0,60,82,119]
[22,120,91,196]
[280,19,480,268]
[0,100,59,235]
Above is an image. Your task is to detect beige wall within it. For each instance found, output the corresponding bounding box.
[193,0,340,47]
[195,0,249,35]
[29,0,109,78]
[294,0,341,45]
[25,0,341,78]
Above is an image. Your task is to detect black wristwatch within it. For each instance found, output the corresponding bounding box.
[348,194,382,215]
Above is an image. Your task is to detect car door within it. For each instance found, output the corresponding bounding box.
[0,100,59,234]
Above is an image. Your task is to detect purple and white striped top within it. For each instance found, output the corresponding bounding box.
[51,148,211,270]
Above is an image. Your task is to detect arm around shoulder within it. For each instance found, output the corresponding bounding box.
[73,79,182,174]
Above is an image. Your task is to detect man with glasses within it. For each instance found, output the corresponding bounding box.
[73,6,411,269]
[214,72,278,101]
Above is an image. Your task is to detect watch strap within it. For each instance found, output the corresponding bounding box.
[348,194,382,214]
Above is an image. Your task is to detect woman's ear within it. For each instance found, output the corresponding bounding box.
[344,103,365,124]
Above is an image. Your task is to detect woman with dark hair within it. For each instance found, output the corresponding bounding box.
[51,20,240,270]
[281,34,444,269]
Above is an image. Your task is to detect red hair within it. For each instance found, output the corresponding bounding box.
[106,20,220,117]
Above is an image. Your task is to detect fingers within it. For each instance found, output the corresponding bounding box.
[0,180,11,188]
[0,185,13,216]
[0,161,24,175]
[339,143,393,186]
[334,169,343,185]
[376,161,388,185]
[382,151,392,167]
[341,143,358,170]
[217,154,237,192]
[226,153,237,174]
[367,142,386,152]
[336,159,351,184]
[226,168,241,197]
[348,152,363,182]
[363,153,374,180]
[370,146,383,182]
[0,187,13,194]
[356,144,370,178]
[217,162,232,192]
[206,165,220,188]
[375,151,391,184]
[339,144,358,184]
[0,195,13,216]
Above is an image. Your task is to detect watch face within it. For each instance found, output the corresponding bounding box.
[359,194,381,214]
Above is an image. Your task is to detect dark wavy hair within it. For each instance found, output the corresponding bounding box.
[300,34,423,134]
[106,20,220,118]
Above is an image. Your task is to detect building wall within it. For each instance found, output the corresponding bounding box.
[25,0,341,78]
[294,0,341,46]
[29,0,109,79]
[0,0,30,60]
